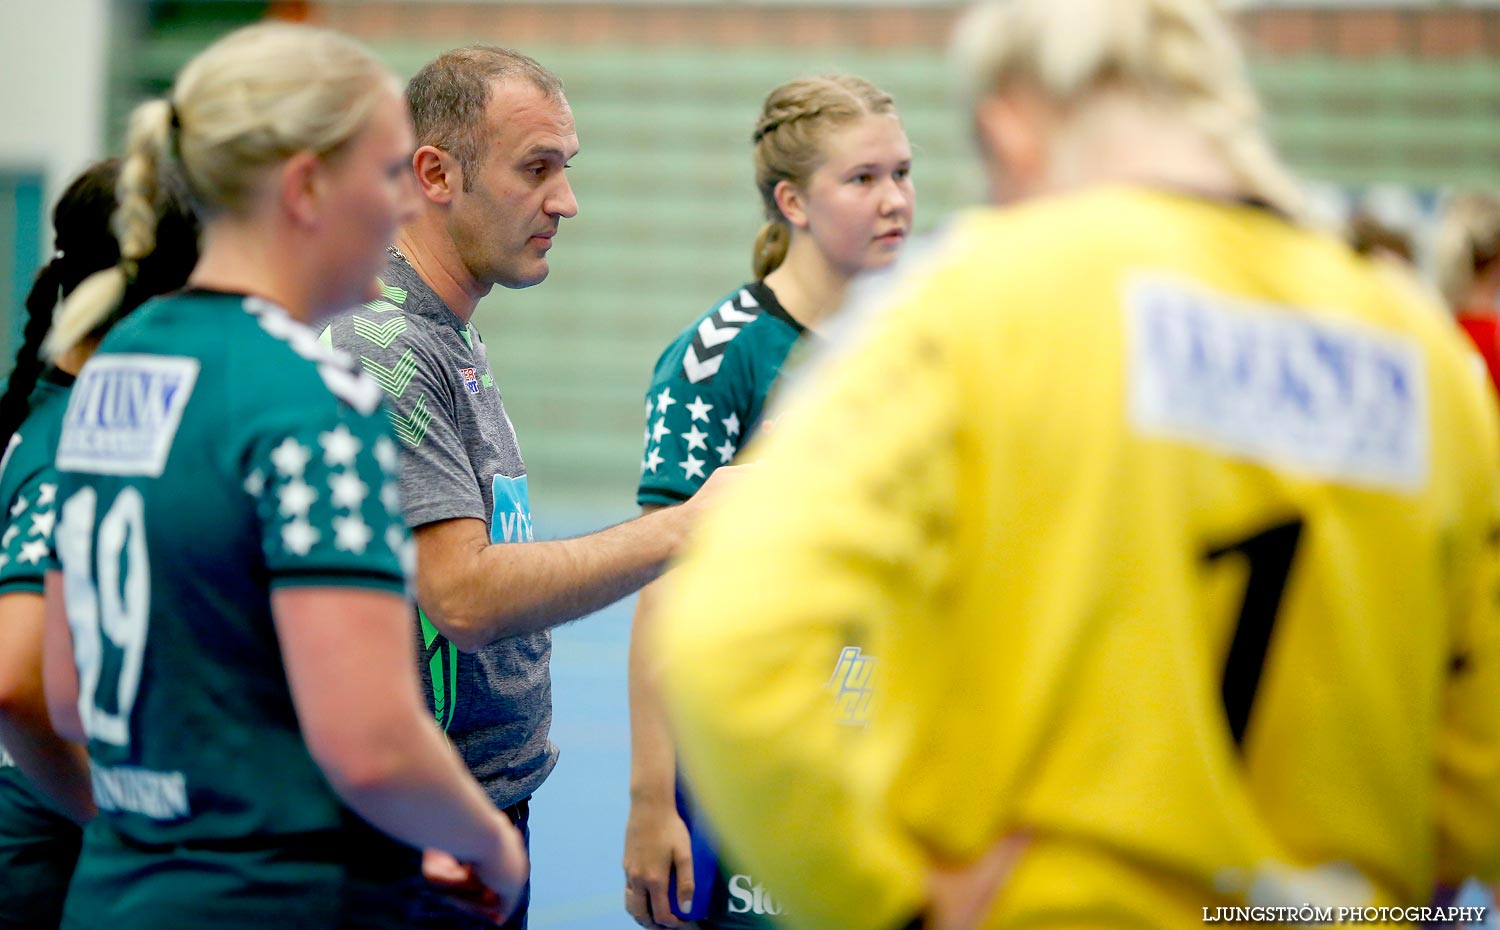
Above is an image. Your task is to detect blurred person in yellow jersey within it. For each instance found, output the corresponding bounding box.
[651,1,1500,929]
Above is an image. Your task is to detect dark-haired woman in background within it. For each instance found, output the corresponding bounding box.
[0,157,197,930]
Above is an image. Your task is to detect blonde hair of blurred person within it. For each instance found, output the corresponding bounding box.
[624,74,913,930]
[651,2,1500,929]
[40,22,526,930]
[953,0,1301,216]
[1435,191,1500,395]
[1436,191,1500,313]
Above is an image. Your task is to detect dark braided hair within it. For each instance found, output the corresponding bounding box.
[0,159,197,454]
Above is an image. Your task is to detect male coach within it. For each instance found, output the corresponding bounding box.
[323,46,736,930]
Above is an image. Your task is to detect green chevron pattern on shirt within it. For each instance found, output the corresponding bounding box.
[379,280,407,304]
[390,393,432,447]
[352,316,408,349]
[362,349,419,398]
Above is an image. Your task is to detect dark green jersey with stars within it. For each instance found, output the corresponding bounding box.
[638,281,805,505]
[50,291,419,929]
[0,370,82,929]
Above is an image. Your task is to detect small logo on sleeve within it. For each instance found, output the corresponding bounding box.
[458,367,480,395]
[491,474,534,543]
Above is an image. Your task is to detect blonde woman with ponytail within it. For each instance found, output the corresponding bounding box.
[624,74,913,930]
[0,157,196,930]
[652,2,1500,929]
[40,23,526,930]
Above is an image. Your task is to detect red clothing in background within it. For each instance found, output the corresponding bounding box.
[1458,311,1500,395]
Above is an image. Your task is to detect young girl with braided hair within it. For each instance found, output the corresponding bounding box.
[0,157,196,930]
[624,74,914,930]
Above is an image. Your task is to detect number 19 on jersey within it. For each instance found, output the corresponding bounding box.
[56,486,150,748]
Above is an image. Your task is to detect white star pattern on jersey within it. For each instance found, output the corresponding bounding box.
[656,387,677,414]
[680,454,706,481]
[0,555,9,570]
[282,519,319,556]
[244,469,266,498]
[386,525,415,578]
[277,479,317,518]
[330,471,369,510]
[380,480,401,515]
[1,525,18,548]
[643,447,665,474]
[17,539,48,565]
[645,397,654,419]
[684,425,709,452]
[686,396,714,422]
[722,412,741,437]
[271,437,312,478]
[373,436,399,476]
[9,496,25,518]
[333,514,373,554]
[319,425,362,469]
[36,483,55,507]
[28,509,55,539]
[716,439,737,464]
[652,418,671,443]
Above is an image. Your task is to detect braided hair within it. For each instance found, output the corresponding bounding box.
[751,76,898,279]
[0,159,197,455]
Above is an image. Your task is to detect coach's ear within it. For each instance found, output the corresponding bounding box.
[412,146,461,205]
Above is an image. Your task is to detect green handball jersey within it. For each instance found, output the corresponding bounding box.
[638,281,804,506]
[0,371,82,930]
[50,291,419,930]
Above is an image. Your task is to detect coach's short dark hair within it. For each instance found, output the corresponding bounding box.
[407,46,565,191]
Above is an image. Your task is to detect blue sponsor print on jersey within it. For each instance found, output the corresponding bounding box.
[57,355,200,477]
[491,474,534,544]
[828,646,876,726]
[1128,279,1428,491]
[459,366,480,395]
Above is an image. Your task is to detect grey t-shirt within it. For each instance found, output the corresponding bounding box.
[324,257,556,809]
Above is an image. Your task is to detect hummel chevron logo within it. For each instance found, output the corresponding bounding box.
[697,314,741,349]
[353,315,407,349]
[718,301,758,325]
[361,299,402,314]
[682,292,762,384]
[683,345,724,383]
[362,349,419,398]
[391,394,432,447]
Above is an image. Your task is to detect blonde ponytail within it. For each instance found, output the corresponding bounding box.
[44,99,174,362]
[44,22,391,361]
[753,220,791,279]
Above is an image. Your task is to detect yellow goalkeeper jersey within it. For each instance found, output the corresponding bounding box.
[656,186,1500,930]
